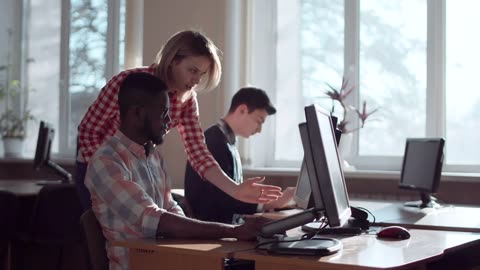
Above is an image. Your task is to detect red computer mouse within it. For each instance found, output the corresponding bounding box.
[376,226,411,240]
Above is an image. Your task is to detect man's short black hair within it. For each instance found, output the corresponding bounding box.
[118,73,168,119]
[228,87,276,115]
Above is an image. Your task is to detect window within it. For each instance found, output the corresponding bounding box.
[246,0,480,173]
[358,0,426,156]
[445,0,480,167]
[23,0,125,157]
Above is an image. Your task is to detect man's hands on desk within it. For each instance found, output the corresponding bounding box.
[157,210,274,241]
[234,216,273,241]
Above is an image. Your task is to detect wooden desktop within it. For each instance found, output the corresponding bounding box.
[112,197,480,270]
[0,180,44,196]
[262,199,480,233]
[114,238,253,270]
[114,226,480,270]
[236,227,480,270]
[352,199,480,233]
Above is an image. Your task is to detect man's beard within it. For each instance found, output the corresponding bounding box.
[143,117,164,145]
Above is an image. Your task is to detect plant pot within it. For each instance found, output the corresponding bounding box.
[338,132,353,158]
[2,137,25,158]
[338,132,355,170]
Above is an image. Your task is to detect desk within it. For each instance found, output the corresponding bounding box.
[0,180,43,196]
[0,180,43,231]
[114,238,252,270]
[0,179,65,197]
[351,200,480,233]
[115,229,480,270]
[237,228,480,270]
[262,199,480,233]
[0,179,62,232]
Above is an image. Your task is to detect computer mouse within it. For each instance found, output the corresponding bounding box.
[376,226,411,240]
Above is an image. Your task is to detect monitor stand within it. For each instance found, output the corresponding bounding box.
[404,192,441,208]
[257,234,342,256]
[300,206,369,235]
[47,160,73,183]
[35,161,73,185]
[301,219,363,235]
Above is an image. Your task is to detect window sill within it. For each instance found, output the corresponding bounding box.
[243,166,480,183]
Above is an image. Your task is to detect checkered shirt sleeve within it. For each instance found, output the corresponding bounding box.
[84,132,184,270]
[78,64,218,178]
[175,95,218,178]
[78,66,154,162]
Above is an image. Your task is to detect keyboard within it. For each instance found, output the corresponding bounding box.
[301,220,363,235]
[314,226,362,235]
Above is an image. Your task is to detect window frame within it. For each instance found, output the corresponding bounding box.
[243,0,278,168]
[56,0,124,158]
[245,0,480,174]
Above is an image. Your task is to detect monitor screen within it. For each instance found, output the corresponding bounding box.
[257,122,327,238]
[34,121,54,170]
[294,116,343,211]
[399,138,445,208]
[33,121,72,182]
[293,159,314,210]
[258,106,351,237]
[303,104,351,228]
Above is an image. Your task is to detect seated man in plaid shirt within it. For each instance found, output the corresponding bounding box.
[85,73,269,270]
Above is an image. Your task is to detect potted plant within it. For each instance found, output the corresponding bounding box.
[325,77,379,160]
[325,77,379,134]
[0,78,35,157]
[0,29,35,157]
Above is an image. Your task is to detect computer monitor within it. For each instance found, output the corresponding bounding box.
[293,159,314,210]
[303,105,351,227]
[34,121,72,183]
[293,115,342,211]
[399,138,445,208]
[331,115,342,146]
[257,105,351,255]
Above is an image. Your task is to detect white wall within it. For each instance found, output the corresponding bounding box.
[143,0,227,188]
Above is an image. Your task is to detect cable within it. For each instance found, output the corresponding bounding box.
[254,219,328,252]
[355,206,376,224]
[254,236,314,251]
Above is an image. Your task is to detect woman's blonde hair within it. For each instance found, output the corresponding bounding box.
[155,30,222,92]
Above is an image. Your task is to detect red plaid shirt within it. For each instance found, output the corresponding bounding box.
[78,64,218,177]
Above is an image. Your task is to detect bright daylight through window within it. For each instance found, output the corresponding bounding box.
[248,0,480,173]
[4,0,480,174]
[23,0,125,157]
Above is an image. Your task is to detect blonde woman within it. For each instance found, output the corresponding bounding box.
[76,30,282,209]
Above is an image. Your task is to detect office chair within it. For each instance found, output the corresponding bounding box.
[0,191,18,270]
[16,184,84,270]
[80,209,108,270]
[171,191,194,218]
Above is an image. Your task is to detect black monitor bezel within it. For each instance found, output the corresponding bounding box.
[399,137,445,194]
[294,117,343,211]
[293,159,314,210]
[258,106,352,238]
[303,105,352,228]
[33,121,72,182]
[34,121,54,170]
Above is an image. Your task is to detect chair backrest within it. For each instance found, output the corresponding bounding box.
[29,184,83,241]
[171,191,194,218]
[81,209,108,270]
[0,191,18,270]
[0,190,18,241]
